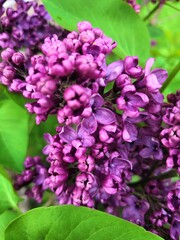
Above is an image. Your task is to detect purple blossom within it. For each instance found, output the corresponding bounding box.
[122,195,150,226]
[82,94,116,134]
[0,0,64,51]
[14,156,48,203]
[59,125,95,148]
[166,149,180,174]
[170,213,180,240]
[167,181,180,212]
[139,136,163,160]
[149,209,169,227]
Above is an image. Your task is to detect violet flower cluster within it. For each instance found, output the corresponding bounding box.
[0,0,65,53]
[0,4,179,239]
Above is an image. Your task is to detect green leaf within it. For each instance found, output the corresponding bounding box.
[5,205,163,240]
[43,0,150,62]
[0,210,19,240]
[0,99,29,172]
[0,85,27,108]
[0,170,20,214]
[27,115,58,156]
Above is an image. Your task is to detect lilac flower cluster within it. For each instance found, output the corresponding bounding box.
[0,0,64,53]
[0,9,179,239]
[0,21,116,123]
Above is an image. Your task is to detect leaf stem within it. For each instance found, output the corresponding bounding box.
[143,3,161,22]
[161,60,180,92]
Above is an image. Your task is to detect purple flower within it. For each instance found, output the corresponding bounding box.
[105,60,124,83]
[167,181,180,212]
[170,213,180,240]
[59,125,95,148]
[166,149,180,174]
[82,94,116,134]
[122,121,138,142]
[149,209,169,227]
[63,85,92,119]
[117,88,149,118]
[124,56,143,78]
[139,136,163,160]
[76,173,94,190]
[14,156,48,203]
[122,195,150,226]
[161,125,180,149]
[72,186,94,207]
[143,58,168,93]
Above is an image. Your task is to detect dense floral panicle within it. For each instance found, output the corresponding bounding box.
[0,21,116,124]
[14,156,48,203]
[0,0,64,52]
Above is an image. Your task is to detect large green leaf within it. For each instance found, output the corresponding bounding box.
[5,205,163,240]
[43,0,150,62]
[0,168,20,214]
[0,210,19,240]
[0,99,29,172]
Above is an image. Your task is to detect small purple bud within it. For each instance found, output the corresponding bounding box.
[1,48,15,61]
[3,65,15,80]
[77,21,92,32]
[12,52,25,65]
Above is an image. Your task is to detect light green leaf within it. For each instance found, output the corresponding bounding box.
[43,0,150,62]
[0,99,29,172]
[0,170,20,214]
[0,210,19,240]
[5,205,163,240]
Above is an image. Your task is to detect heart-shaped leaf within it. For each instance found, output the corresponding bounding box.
[5,205,163,240]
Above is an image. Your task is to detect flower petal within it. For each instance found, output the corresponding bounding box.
[123,122,137,142]
[90,94,104,108]
[151,68,168,85]
[106,60,124,82]
[59,126,77,143]
[139,147,152,158]
[144,58,155,76]
[82,135,95,147]
[82,115,97,134]
[94,107,116,125]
